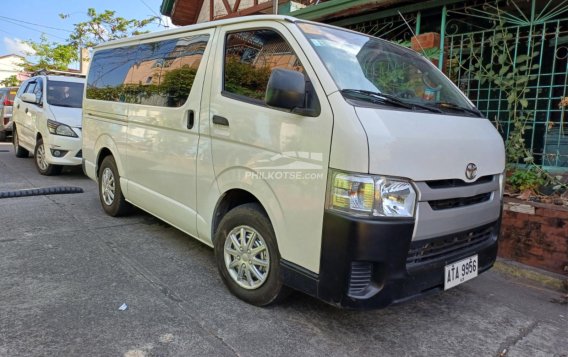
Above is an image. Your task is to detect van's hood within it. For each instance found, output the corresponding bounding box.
[48,106,82,128]
[355,107,505,181]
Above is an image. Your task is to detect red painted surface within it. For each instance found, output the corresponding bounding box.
[499,198,568,276]
[411,32,441,51]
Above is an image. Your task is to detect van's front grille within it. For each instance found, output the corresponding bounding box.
[426,175,494,189]
[428,193,491,210]
[406,225,494,267]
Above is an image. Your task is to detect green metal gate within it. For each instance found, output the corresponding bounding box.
[339,0,568,170]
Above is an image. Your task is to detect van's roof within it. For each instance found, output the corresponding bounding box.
[95,15,300,49]
[45,75,86,83]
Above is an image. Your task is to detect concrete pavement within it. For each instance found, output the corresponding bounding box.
[0,141,566,357]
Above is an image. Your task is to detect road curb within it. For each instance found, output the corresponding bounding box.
[494,258,568,293]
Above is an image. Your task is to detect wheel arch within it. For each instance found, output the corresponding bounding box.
[211,171,287,258]
[94,134,125,178]
[212,189,268,241]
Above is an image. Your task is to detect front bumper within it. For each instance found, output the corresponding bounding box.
[281,210,500,309]
[44,131,82,166]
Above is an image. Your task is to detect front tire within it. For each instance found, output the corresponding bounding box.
[214,203,289,306]
[13,127,29,158]
[34,138,62,176]
[98,156,130,216]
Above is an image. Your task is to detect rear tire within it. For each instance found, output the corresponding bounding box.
[98,156,130,216]
[34,138,62,176]
[214,203,289,306]
[12,127,29,158]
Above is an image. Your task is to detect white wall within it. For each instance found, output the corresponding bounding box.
[0,55,24,86]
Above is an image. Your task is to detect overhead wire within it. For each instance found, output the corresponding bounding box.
[0,17,67,40]
[137,0,169,28]
[0,15,72,33]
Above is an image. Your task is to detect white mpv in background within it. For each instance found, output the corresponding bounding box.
[83,16,505,309]
[12,72,85,175]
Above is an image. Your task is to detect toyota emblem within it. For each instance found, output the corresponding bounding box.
[465,163,477,180]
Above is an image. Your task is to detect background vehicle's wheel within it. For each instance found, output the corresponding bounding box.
[214,203,289,306]
[98,155,130,216]
[34,138,62,176]
[12,127,29,158]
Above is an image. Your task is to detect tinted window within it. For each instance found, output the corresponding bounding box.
[23,80,42,103]
[128,35,208,107]
[46,80,84,108]
[86,46,138,102]
[224,30,304,102]
[87,34,209,108]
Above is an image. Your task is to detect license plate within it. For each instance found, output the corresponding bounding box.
[444,255,478,290]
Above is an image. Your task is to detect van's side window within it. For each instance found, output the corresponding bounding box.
[224,30,305,102]
[87,46,138,102]
[129,34,209,107]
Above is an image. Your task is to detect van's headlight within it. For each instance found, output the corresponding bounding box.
[47,119,78,138]
[328,170,416,218]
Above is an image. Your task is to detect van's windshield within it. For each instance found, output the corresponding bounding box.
[297,23,480,116]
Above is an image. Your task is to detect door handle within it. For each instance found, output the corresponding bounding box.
[17,104,20,109]
[212,115,229,126]
[25,108,28,114]
[187,110,194,130]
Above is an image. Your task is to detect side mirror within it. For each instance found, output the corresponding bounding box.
[265,68,306,111]
[21,93,38,104]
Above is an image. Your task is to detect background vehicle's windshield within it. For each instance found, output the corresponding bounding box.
[46,80,84,108]
[298,23,474,110]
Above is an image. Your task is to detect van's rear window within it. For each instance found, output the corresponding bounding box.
[87,34,209,108]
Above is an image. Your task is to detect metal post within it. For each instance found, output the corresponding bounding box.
[415,11,421,35]
[273,0,278,14]
[438,5,447,71]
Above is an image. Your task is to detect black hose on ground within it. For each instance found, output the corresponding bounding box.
[0,186,84,199]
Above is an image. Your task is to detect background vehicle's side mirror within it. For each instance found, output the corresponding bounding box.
[265,68,306,111]
[21,93,38,105]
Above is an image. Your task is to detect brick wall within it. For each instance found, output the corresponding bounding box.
[500,198,568,276]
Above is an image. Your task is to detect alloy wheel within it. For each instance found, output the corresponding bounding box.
[101,167,116,206]
[223,225,270,290]
[36,143,48,171]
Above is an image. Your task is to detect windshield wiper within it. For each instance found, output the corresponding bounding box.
[340,89,442,113]
[341,89,413,110]
[429,101,483,117]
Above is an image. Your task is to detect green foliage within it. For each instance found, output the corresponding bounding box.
[23,35,78,72]
[86,66,198,107]
[458,6,566,197]
[224,57,271,100]
[368,61,416,95]
[0,75,20,87]
[508,168,547,192]
[22,9,157,72]
[60,8,158,50]
[397,40,441,61]
[162,66,197,105]
[463,23,540,165]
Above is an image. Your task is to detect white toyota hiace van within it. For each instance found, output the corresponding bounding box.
[83,15,505,309]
